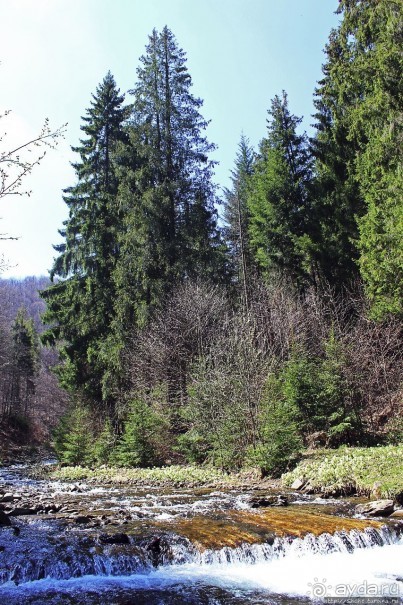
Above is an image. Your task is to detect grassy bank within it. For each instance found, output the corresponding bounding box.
[46,464,264,488]
[282,445,403,501]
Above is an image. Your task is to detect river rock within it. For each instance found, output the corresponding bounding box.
[0,493,15,503]
[389,509,403,519]
[355,499,394,517]
[99,532,130,545]
[146,536,162,567]
[290,478,305,490]
[0,509,11,526]
[74,515,93,524]
[302,480,315,495]
[250,495,288,508]
[8,506,41,516]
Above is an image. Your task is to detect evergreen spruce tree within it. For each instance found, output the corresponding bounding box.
[41,72,129,412]
[310,26,363,288]
[311,0,402,307]
[247,92,313,287]
[223,134,254,305]
[10,307,39,416]
[114,26,225,328]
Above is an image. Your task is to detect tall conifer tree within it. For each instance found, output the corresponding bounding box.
[311,0,402,309]
[248,92,313,287]
[223,134,254,305]
[114,27,224,327]
[42,72,129,410]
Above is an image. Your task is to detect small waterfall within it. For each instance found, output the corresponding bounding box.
[0,524,400,585]
[185,525,397,566]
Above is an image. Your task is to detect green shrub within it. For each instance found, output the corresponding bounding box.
[248,374,302,477]
[113,399,163,467]
[385,414,403,445]
[92,418,116,465]
[52,404,94,466]
[175,429,208,464]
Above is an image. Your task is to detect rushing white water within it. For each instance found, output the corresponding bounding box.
[0,537,402,604]
[0,526,402,603]
[1,465,402,603]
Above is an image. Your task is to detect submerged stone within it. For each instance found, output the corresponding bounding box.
[169,508,383,550]
[0,510,11,526]
[99,532,130,544]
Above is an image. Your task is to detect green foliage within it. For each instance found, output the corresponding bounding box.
[248,91,313,287]
[280,350,320,433]
[10,307,39,414]
[358,170,403,319]
[49,463,244,487]
[113,399,163,468]
[276,333,360,444]
[114,26,225,332]
[282,445,403,500]
[175,429,209,465]
[385,415,403,446]
[92,418,116,465]
[248,374,302,477]
[53,404,94,466]
[223,134,255,300]
[312,0,403,305]
[41,72,129,409]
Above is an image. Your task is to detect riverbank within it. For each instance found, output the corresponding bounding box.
[282,445,403,502]
[36,463,278,490]
[31,445,403,501]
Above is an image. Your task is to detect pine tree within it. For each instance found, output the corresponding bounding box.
[311,0,402,306]
[223,134,254,305]
[41,72,129,411]
[248,92,313,287]
[114,26,224,328]
[10,307,39,416]
[311,18,369,288]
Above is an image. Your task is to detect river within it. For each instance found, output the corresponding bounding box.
[0,464,402,604]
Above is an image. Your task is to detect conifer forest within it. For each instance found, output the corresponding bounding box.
[0,1,402,476]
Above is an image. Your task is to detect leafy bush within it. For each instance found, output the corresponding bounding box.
[175,429,209,464]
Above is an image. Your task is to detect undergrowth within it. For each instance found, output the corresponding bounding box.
[282,445,403,500]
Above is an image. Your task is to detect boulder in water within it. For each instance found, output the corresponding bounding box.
[250,495,288,508]
[146,536,161,567]
[99,532,130,545]
[8,506,40,516]
[290,478,305,490]
[355,499,394,517]
[74,515,93,524]
[389,509,403,519]
[0,493,15,503]
[0,509,11,526]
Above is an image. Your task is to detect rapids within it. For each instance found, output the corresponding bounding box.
[0,464,402,604]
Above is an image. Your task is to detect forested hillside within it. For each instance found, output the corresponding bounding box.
[1,2,402,472]
[0,277,68,447]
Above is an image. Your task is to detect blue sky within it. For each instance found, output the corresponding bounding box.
[0,0,339,278]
